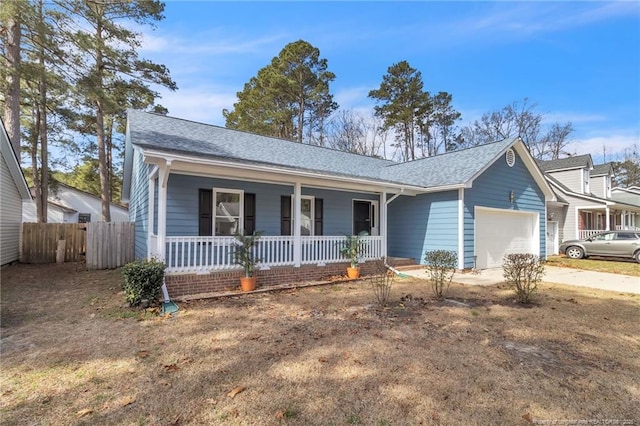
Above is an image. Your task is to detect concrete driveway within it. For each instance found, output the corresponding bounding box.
[402,266,640,294]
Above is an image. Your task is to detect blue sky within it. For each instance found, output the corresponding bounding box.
[138,1,640,163]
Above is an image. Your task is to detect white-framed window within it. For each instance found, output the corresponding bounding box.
[583,169,590,194]
[292,195,315,236]
[214,188,244,236]
[582,211,593,229]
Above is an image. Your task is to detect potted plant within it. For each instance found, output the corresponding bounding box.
[340,231,368,279]
[233,230,263,292]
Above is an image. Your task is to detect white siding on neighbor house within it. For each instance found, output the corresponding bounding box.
[589,175,607,198]
[51,186,129,222]
[559,195,607,241]
[547,205,567,242]
[548,169,584,194]
[22,185,129,223]
[1,150,23,265]
[22,201,66,223]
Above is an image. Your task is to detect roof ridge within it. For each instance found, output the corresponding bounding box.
[382,137,517,169]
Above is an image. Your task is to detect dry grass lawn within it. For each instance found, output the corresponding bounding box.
[1,263,639,425]
[547,255,640,277]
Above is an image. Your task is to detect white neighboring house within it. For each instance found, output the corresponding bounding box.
[538,155,640,255]
[1,119,31,265]
[23,182,129,223]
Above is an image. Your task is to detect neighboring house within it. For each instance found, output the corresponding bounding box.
[23,182,129,223]
[123,110,555,298]
[1,119,31,265]
[538,156,640,254]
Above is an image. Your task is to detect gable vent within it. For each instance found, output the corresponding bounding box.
[506,148,515,167]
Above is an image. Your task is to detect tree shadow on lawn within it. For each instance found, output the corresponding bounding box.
[1,265,639,425]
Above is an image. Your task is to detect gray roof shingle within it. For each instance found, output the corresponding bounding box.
[127,110,519,189]
[537,154,592,172]
[591,163,613,176]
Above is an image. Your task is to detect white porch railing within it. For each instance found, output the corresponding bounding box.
[300,235,382,265]
[164,235,383,273]
[578,230,605,239]
[615,225,640,231]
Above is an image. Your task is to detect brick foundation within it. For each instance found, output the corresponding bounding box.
[165,258,416,299]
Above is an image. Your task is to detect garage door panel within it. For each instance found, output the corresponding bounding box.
[476,209,537,269]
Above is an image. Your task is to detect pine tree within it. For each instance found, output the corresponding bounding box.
[224,40,337,144]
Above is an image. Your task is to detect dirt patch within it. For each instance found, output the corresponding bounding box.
[1,263,639,425]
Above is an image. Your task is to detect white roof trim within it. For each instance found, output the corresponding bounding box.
[0,118,31,200]
[547,179,615,205]
[139,147,463,195]
[466,138,556,202]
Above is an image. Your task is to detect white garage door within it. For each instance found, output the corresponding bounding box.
[475,207,538,269]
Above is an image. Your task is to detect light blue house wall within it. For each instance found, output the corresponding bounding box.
[387,191,458,263]
[129,150,150,259]
[165,174,379,236]
[463,151,546,268]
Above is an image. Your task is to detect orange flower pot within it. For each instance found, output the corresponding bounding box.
[240,276,257,292]
[346,267,360,279]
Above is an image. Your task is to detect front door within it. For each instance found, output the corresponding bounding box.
[546,221,558,255]
[353,200,379,236]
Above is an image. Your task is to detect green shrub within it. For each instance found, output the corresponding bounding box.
[424,250,457,299]
[502,253,545,303]
[122,258,166,307]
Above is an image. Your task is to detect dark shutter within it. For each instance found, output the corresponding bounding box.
[199,189,213,236]
[314,198,323,236]
[281,195,291,236]
[244,193,256,234]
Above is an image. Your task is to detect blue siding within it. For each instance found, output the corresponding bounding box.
[165,175,378,236]
[304,188,378,235]
[387,191,458,264]
[129,150,149,259]
[464,151,546,268]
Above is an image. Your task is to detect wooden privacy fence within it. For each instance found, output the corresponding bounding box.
[22,223,87,263]
[85,222,135,270]
[21,222,135,269]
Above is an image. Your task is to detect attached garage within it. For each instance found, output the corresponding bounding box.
[475,207,539,269]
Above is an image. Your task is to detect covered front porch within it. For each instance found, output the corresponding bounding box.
[577,203,640,239]
[144,156,421,276]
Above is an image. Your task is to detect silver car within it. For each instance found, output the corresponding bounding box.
[560,231,640,262]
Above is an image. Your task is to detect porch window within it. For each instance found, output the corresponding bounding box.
[581,211,593,230]
[215,189,243,236]
[280,196,323,236]
[199,189,254,236]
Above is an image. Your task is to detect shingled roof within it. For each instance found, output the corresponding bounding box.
[591,163,613,176]
[126,110,524,190]
[537,154,593,172]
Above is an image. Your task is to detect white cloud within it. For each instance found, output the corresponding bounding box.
[566,133,639,162]
[157,87,237,126]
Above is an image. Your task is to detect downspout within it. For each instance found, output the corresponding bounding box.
[383,188,404,264]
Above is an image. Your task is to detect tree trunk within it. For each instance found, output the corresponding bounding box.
[95,16,111,222]
[3,8,22,159]
[36,0,48,223]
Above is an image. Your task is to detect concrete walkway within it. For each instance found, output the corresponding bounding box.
[402,265,640,294]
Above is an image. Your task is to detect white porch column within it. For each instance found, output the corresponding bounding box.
[147,166,158,258]
[605,206,610,231]
[622,210,627,229]
[157,160,171,262]
[457,188,465,270]
[381,191,387,258]
[293,181,302,267]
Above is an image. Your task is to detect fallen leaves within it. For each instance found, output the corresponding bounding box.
[76,408,93,418]
[227,386,245,398]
